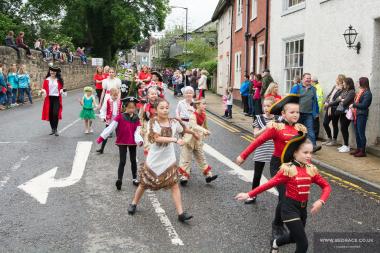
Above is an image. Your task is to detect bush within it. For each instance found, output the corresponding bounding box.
[198,60,217,75]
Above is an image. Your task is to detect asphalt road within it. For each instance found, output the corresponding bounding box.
[0,89,379,253]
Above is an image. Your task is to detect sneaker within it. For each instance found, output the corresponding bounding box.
[205,175,218,183]
[338,145,350,153]
[312,145,322,153]
[132,179,139,186]
[178,211,193,222]
[322,139,332,145]
[84,130,89,134]
[89,128,94,133]
[325,139,337,146]
[128,204,137,215]
[337,145,345,151]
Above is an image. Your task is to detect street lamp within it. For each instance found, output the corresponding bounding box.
[171,5,188,67]
[343,25,361,54]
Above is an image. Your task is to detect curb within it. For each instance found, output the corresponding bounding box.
[206,107,380,192]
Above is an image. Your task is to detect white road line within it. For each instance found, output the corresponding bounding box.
[147,190,184,246]
[0,141,28,144]
[58,118,81,134]
[0,156,29,190]
[203,143,278,196]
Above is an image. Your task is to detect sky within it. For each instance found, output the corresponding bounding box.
[156,0,219,36]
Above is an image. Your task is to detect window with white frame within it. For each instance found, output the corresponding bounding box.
[257,42,265,74]
[250,46,254,73]
[286,0,305,9]
[236,0,243,31]
[284,38,304,91]
[235,52,242,88]
[251,0,258,20]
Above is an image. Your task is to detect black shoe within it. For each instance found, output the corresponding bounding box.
[313,145,322,153]
[205,175,218,183]
[132,179,139,186]
[128,204,137,215]
[115,179,122,190]
[49,130,55,135]
[180,178,188,186]
[54,130,59,136]
[96,149,104,154]
[244,197,257,204]
[178,211,193,222]
[272,224,286,240]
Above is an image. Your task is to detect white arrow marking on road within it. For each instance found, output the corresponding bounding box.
[203,143,278,196]
[18,141,92,204]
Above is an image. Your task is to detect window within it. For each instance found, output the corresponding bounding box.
[284,38,304,91]
[250,46,254,73]
[236,0,243,31]
[257,42,265,74]
[235,52,242,88]
[288,0,305,8]
[251,0,258,20]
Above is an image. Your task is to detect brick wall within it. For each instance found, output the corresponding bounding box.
[0,46,95,95]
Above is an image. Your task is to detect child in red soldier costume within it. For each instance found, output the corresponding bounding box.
[235,95,307,240]
[96,88,121,154]
[147,71,165,98]
[236,133,331,253]
[178,99,218,185]
[97,97,143,189]
[139,86,158,156]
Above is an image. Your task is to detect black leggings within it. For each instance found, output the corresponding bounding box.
[340,114,351,145]
[277,219,308,253]
[96,89,102,103]
[269,156,285,226]
[251,161,265,189]
[100,124,109,151]
[49,96,60,130]
[323,111,339,139]
[118,145,137,180]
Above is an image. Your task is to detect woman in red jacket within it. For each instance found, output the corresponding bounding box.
[236,132,331,253]
[41,66,64,136]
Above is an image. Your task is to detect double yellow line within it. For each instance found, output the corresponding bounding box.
[207,114,240,133]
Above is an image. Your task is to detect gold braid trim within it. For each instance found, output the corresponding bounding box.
[306,164,319,177]
[267,121,285,131]
[294,123,308,133]
[279,163,298,177]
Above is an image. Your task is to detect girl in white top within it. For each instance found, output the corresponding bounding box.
[98,68,121,120]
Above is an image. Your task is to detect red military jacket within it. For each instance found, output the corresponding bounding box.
[248,161,331,203]
[240,121,307,159]
[41,79,63,121]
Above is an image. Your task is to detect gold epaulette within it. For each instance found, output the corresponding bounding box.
[267,121,285,131]
[294,123,308,133]
[306,163,319,177]
[279,162,298,177]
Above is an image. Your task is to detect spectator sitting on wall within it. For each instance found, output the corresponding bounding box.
[76,47,87,64]
[16,32,35,59]
[34,38,49,61]
[4,31,21,59]
[61,45,73,63]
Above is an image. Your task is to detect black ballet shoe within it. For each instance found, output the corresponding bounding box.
[128,204,137,215]
[205,175,218,183]
[179,178,188,186]
[178,211,193,222]
[115,179,122,190]
[132,179,139,186]
[49,130,55,135]
[244,197,257,204]
[96,149,104,154]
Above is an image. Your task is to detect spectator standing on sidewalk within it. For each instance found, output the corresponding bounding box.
[0,64,7,110]
[16,32,35,59]
[350,77,372,157]
[7,64,19,107]
[240,74,250,115]
[225,87,233,119]
[312,76,324,139]
[322,74,345,146]
[247,72,255,117]
[335,77,355,153]
[17,64,33,105]
[290,73,321,152]
[252,74,263,116]
[5,31,21,59]
[190,70,198,98]
[260,69,273,98]
[197,69,208,99]
[264,82,282,102]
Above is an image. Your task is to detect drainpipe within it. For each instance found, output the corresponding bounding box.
[264,0,270,68]
[228,0,234,88]
[244,0,251,76]
[252,27,265,74]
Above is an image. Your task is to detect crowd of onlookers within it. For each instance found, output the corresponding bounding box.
[4,31,88,64]
[236,69,373,157]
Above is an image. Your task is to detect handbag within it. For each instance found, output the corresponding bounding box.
[346,108,353,120]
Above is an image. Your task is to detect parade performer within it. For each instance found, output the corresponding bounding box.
[235,95,307,239]
[79,86,97,134]
[236,133,331,253]
[178,99,218,185]
[41,65,64,136]
[139,86,158,156]
[147,71,164,98]
[97,97,143,189]
[96,88,121,154]
[98,68,121,120]
[127,98,197,222]
[244,97,280,204]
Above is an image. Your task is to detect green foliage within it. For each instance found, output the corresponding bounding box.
[0,14,18,42]
[198,60,217,75]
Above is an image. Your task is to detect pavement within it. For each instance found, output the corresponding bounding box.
[203,91,380,190]
[1,88,380,253]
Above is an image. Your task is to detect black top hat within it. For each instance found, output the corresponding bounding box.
[49,65,61,72]
[151,71,163,82]
[269,94,300,115]
[281,131,307,163]
[121,96,139,106]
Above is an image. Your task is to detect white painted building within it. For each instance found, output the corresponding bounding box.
[269,0,380,145]
[212,0,233,95]
[149,42,160,68]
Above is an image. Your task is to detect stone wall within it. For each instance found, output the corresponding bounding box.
[0,46,95,94]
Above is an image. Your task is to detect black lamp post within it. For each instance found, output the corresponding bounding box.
[343,25,361,54]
